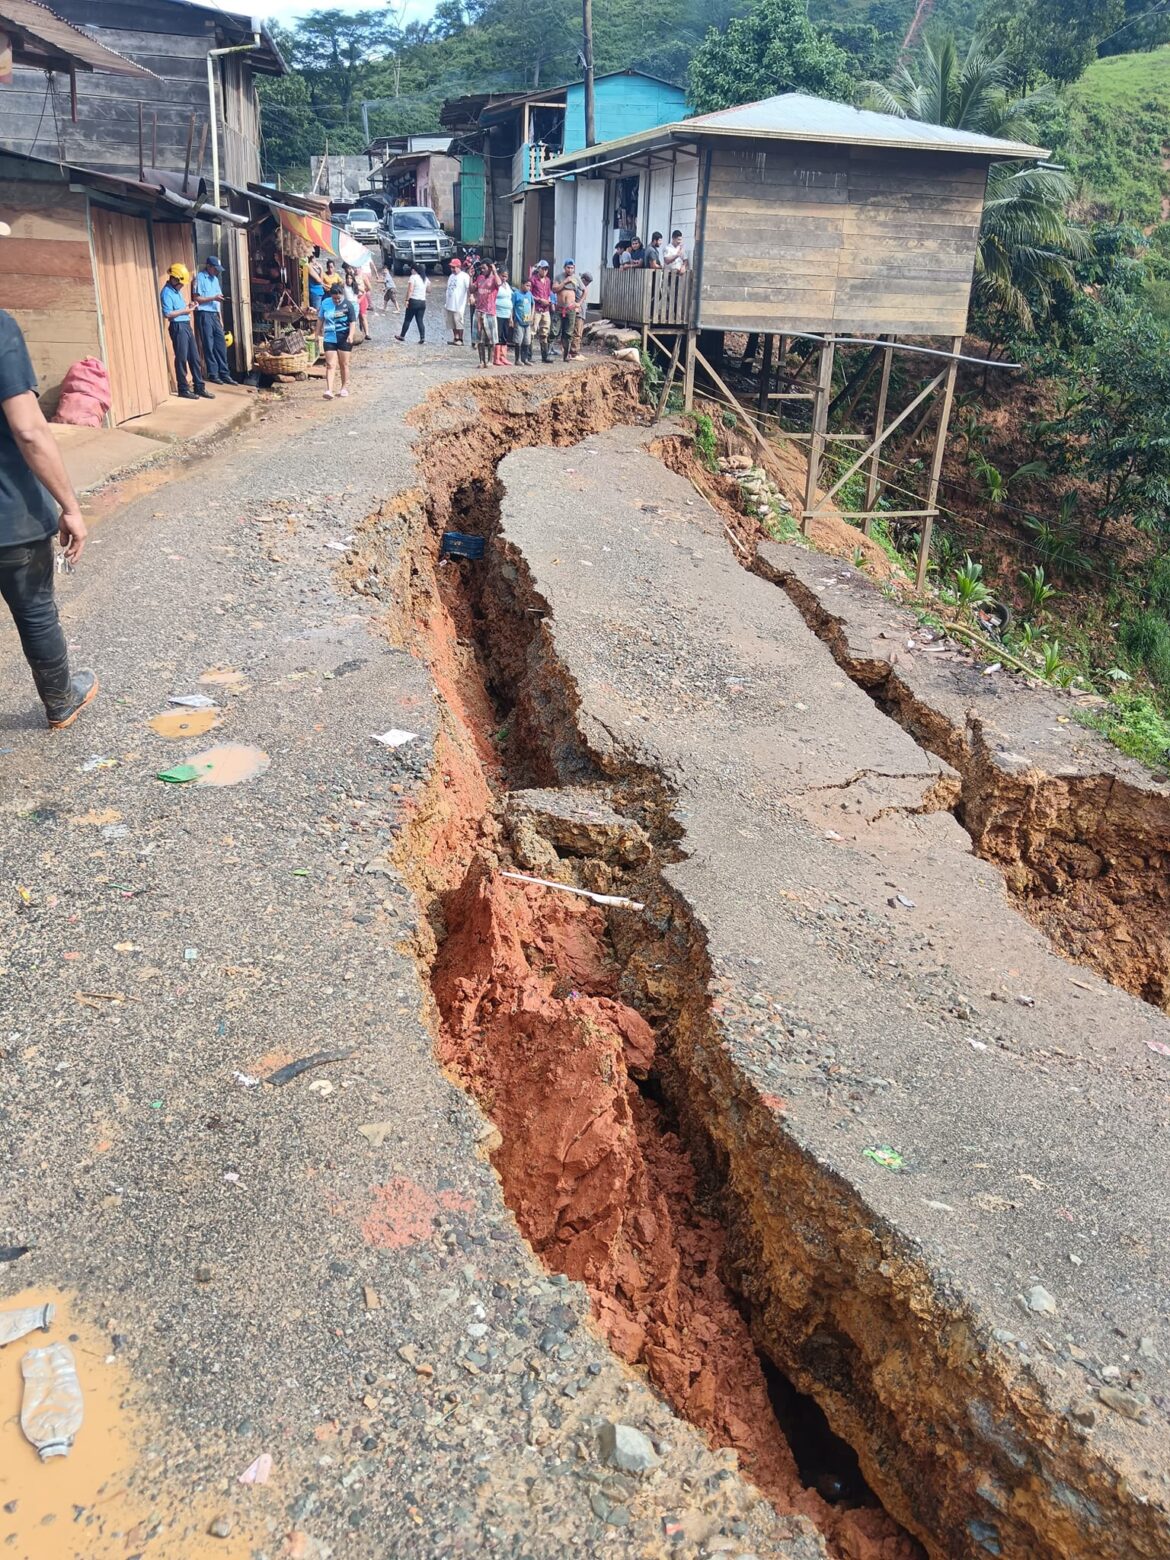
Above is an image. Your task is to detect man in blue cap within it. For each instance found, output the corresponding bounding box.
[193,255,236,385]
[160,263,213,400]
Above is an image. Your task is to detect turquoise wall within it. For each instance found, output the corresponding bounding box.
[562,74,685,155]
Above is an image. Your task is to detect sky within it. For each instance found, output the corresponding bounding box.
[250,0,439,25]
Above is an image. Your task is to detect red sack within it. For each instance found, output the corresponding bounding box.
[52,357,111,427]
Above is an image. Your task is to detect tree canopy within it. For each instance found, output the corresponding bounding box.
[687,0,855,113]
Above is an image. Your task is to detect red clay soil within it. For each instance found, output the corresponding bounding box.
[431,865,919,1560]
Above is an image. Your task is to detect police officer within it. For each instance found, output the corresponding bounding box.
[160,264,213,400]
[193,255,235,384]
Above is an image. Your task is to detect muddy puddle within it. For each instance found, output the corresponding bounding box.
[0,1289,253,1560]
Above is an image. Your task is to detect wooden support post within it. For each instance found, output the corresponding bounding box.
[182,113,195,195]
[652,332,683,423]
[802,337,835,533]
[757,333,773,417]
[692,346,769,455]
[640,323,648,354]
[863,336,893,531]
[682,329,697,411]
[915,334,963,593]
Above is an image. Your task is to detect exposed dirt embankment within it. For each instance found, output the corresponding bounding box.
[757,550,1170,1010]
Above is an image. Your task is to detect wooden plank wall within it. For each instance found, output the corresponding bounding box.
[0,12,218,177]
[0,180,101,414]
[697,140,986,337]
[90,205,169,424]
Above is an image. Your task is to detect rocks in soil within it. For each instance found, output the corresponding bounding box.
[598,1421,660,1474]
[717,458,792,519]
[1097,1386,1151,1423]
[1020,1284,1057,1315]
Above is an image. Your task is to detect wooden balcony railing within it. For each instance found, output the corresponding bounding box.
[599,266,692,326]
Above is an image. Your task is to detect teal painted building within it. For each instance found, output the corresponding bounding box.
[562,72,686,156]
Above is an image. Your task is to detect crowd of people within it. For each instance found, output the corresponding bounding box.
[612,229,687,271]
[437,255,592,368]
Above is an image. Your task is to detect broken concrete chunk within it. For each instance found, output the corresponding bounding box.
[506,788,651,867]
[598,1421,660,1474]
[1097,1386,1151,1423]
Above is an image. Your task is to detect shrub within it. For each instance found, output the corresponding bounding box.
[1120,608,1170,690]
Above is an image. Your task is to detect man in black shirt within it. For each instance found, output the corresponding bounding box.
[0,308,97,727]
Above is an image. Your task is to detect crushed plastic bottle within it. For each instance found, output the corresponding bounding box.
[0,1303,54,1347]
[20,1343,84,1459]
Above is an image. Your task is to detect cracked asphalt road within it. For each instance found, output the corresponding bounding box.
[0,334,817,1559]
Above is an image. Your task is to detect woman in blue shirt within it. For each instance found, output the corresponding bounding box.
[315,282,357,399]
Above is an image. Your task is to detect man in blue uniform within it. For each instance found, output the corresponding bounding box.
[193,255,235,385]
[160,264,213,400]
[0,305,97,727]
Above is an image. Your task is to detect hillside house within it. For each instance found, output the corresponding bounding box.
[0,0,284,372]
[546,92,1048,577]
[441,70,685,281]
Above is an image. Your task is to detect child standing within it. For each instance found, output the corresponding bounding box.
[512,278,534,365]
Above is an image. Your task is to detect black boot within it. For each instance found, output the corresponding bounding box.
[30,655,99,729]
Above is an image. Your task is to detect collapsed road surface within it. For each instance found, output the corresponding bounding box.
[0,338,1168,1560]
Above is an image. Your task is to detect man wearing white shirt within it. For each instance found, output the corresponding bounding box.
[444,259,470,345]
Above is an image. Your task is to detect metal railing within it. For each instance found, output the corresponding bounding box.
[599,266,692,326]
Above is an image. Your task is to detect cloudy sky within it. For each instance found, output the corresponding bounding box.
[250,0,439,26]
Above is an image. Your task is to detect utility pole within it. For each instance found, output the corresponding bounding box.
[361,100,370,145]
[582,0,595,146]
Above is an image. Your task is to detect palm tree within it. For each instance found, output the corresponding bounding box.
[866,34,1088,333]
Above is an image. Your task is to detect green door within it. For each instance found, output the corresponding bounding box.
[458,155,485,245]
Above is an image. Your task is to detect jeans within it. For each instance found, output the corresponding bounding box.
[400,300,426,341]
[169,320,203,392]
[0,536,67,672]
[512,320,532,358]
[559,309,578,354]
[196,310,230,379]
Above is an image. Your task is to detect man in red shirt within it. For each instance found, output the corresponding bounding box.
[472,261,501,368]
[529,259,553,363]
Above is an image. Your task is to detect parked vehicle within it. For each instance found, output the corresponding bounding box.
[380,207,456,274]
[345,207,380,241]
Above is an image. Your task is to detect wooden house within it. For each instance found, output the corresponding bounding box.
[0,146,246,423]
[441,71,685,283]
[546,92,1047,575]
[0,0,285,372]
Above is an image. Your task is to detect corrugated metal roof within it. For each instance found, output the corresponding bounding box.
[546,91,1048,171]
[0,0,154,75]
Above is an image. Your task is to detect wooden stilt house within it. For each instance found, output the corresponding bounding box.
[545,93,1048,579]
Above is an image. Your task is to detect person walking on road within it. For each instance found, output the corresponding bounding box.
[444,258,469,345]
[193,256,235,384]
[0,306,97,728]
[512,277,534,365]
[160,264,213,401]
[316,281,357,399]
[530,258,553,362]
[472,260,500,368]
[493,267,513,367]
[397,264,428,343]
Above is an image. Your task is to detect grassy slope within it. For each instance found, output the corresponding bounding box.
[1072,41,1170,110]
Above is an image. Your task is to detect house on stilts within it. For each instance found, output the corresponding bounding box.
[544,92,1047,584]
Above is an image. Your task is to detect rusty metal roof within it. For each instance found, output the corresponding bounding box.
[0,0,154,75]
[546,91,1048,171]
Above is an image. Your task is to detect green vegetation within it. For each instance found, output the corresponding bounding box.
[690,412,719,471]
[1077,692,1170,768]
[688,0,853,111]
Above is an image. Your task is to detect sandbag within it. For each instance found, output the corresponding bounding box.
[51,357,111,427]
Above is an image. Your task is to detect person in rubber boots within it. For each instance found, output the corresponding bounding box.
[0,306,97,727]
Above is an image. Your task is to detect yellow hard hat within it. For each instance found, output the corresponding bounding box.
[223,330,234,348]
[168,262,190,284]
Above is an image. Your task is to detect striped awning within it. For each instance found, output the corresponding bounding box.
[277,208,374,269]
